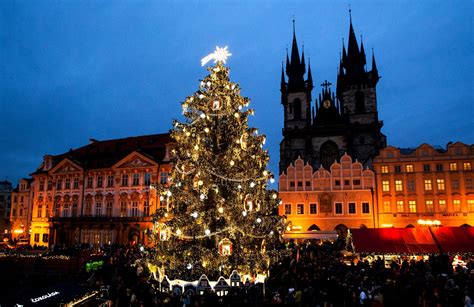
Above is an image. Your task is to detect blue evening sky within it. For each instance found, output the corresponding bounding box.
[1,0,473,186]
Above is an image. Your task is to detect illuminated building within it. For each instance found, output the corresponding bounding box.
[279,153,376,235]
[374,142,474,228]
[10,178,34,241]
[29,133,172,247]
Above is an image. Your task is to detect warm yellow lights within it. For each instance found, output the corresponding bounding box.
[218,207,224,214]
[381,224,393,228]
[417,219,441,226]
[176,229,182,236]
[13,229,24,234]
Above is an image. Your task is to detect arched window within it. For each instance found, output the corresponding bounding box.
[355,91,365,113]
[293,98,302,119]
[288,103,293,114]
[320,141,339,170]
[308,224,321,231]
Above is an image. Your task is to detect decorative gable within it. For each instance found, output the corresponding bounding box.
[49,158,82,174]
[113,151,158,169]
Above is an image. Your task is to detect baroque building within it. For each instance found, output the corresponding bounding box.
[374,142,474,228]
[279,153,375,234]
[10,178,34,242]
[29,133,172,247]
[279,18,386,173]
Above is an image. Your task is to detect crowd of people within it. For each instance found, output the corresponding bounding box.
[77,239,474,306]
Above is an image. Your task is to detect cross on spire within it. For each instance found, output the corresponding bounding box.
[321,80,332,91]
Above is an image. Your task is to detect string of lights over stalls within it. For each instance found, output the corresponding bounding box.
[149,47,286,280]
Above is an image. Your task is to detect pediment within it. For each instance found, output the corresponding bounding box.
[49,158,82,174]
[113,151,157,169]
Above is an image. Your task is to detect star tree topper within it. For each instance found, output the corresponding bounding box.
[201,46,232,66]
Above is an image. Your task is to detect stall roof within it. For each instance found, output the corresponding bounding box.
[430,227,474,253]
[351,228,439,253]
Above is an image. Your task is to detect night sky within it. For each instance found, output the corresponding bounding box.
[1,1,473,186]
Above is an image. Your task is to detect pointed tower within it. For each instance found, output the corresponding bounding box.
[280,20,314,173]
[336,12,386,165]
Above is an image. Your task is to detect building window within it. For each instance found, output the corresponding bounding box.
[72,203,78,217]
[395,180,403,192]
[362,202,370,214]
[397,200,405,213]
[107,175,114,187]
[425,200,434,213]
[423,164,430,172]
[348,202,356,214]
[437,179,445,191]
[54,203,60,217]
[95,202,102,217]
[453,200,461,212]
[290,181,295,188]
[131,201,139,217]
[344,180,350,186]
[407,180,415,192]
[450,163,458,171]
[382,181,390,192]
[297,204,304,215]
[381,165,389,174]
[106,201,113,217]
[284,204,291,215]
[97,176,103,188]
[121,174,129,186]
[39,181,45,191]
[65,178,70,190]
[335,180,341,186]
[56,179,62,190]
[19,208,23,216]
[120,201,127,217]
[85,201,92,216]
[384,201,391,213]
[160,172,169,184]
[13,196,17,203]
[464,162,472,170]
[73,178,79,189]
[409,200,417,213]
[144,173,151,186]
[468,200,474,212]
[305,181,311,187]
[309,203,317,214]
[63,203,69,217]
[335,202,343,215]
[424,179,432,191]
[436,164,443,172]
[34,233,40,242]
[144,201,150,216]
[466,178,473,190]
[451,179,459,189]
[297,181,303,188]
[12,209,16,216]
[132,173,140,186]
[47,181,53,190]
[353,179,361,186]
[87,176,93,188]
[42,234,49,243]
[406,164,414,173]
[439,200,447,212]
[394,165,401,173]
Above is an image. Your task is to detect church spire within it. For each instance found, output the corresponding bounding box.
[307,58,313,90]
[360,35,367,68]
[280,62,286,92]
[285,19,306,91]
[370,48,380,83]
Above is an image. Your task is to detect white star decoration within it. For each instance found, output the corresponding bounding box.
[201,46,232,66]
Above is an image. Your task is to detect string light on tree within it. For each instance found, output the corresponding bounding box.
[149,46,285,281]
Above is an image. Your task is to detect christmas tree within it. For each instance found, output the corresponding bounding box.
[150,47,285,281]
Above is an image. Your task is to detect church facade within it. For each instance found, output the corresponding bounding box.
[279,18,386,174]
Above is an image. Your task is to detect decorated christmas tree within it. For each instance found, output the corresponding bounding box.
[150,47,285,281]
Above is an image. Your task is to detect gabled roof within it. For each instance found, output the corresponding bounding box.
[32,133,172,175]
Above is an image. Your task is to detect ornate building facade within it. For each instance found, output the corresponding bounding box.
[10,178,34,241]
[278,153,375,234]
[279,18,386,173]
[29,133,172,247]
[374,142,474,228]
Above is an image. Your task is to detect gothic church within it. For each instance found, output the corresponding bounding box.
[279,16,386,173]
